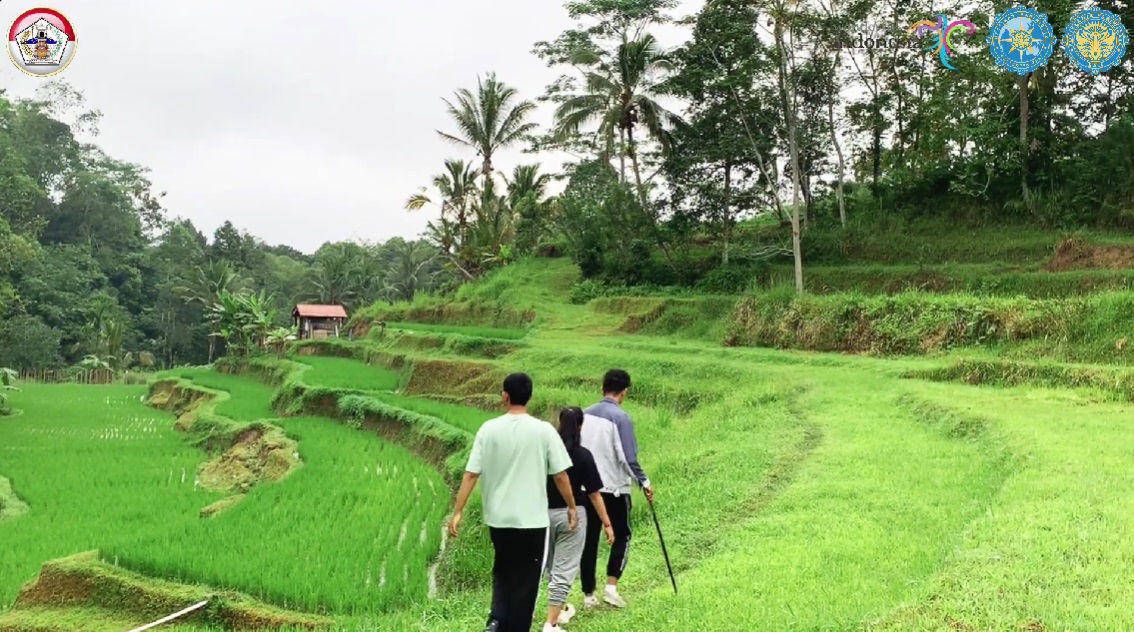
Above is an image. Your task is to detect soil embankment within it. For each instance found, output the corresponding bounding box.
[146,379,301,513]
[1044,237,1134,271]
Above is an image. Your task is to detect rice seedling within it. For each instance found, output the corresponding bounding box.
[0,384,226,609]
[0,376,449,615]
[366,392,494,434]
[385,322,526,340]
[296,356,401,391]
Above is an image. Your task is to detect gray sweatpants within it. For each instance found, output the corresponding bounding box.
[545,507,587,606]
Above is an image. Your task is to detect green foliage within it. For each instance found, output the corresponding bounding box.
[726,289,1134,362]
[208,289,280,358]
[0,315,61,369]
[384,322,525,340]
[0,367,17,415]
[296,356,402,391]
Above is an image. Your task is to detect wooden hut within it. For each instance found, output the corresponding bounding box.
[293,304,348,339]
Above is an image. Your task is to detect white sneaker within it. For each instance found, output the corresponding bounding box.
[542,624,563,632]
[583,594,600,608]
[557,603,576,624]
[603,586,627,608]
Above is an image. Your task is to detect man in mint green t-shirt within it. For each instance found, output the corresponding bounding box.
[449,372,577,632]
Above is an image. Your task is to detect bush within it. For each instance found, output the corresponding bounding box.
[569,279,612,304]
[695,263,769,293]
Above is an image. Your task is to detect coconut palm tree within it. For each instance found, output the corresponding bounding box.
[307,245,358,307]
[174,260,239,363]
[504,164,553,254]
[405,159,481,265]
[385,240,436,302]
[436,73,538,178]
[553,33,684,208]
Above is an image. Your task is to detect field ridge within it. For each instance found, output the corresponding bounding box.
[3,551,330,631]
[0,474,29,523]
[147,377,301,500]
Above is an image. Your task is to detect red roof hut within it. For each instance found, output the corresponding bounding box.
[293,304,348,339]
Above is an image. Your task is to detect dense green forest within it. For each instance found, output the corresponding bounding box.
[2,0,1132,371]
[0,85,441,370]
[407,0,1133,289]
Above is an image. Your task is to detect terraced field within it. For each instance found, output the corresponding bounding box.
[5,248,1134,630]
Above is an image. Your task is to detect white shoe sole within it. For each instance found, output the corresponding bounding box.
[558,604,576,624]
[603,594,627,608]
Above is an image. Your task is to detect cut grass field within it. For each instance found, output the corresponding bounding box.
[7,247,1134,630]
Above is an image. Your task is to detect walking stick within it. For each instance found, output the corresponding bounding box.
[647,497,677,594]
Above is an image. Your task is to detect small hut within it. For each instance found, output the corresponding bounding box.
[293,304,348,339]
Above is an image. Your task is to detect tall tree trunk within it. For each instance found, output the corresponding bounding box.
[207,326,216,363]
[1019,73,1032,210]
[871,114,882,192]
[628,128,648,210]
[723,79,786,225]
[775,13,804,293]
[828,96,847,227]
[618,128,627,183]
[627,124,676,270]
[722,160,732,266]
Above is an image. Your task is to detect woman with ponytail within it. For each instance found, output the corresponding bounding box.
[542,406,614,632]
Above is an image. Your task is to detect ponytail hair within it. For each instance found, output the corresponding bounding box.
[558,406,584,451]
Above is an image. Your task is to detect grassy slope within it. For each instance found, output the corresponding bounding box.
[9,239,1134,629]
[357,260,1134,631]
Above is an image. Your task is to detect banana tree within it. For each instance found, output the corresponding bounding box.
[175,260,240,363]
[209,289,278,358]
[265,327,295,358]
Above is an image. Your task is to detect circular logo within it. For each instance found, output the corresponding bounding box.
[1063,8,1129,75]
[8,8,76,77]
[987,6,1057,75]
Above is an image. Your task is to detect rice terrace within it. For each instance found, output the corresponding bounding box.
[3,0,1134,629]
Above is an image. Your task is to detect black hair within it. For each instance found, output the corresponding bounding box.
[502,372,533,406]
[558,406,584,450]
[602,369,631,395]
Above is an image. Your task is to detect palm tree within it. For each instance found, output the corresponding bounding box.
[504,164,553,254]
[175,260,239,363]
[386,240,436,302]
[553,34,683,208]
[470,183,516,267]
[307,246,358,307]
[437,73,538,178]
[405,159,481,265]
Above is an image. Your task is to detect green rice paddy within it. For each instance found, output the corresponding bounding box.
[6,257,1134,630]
[385,322,527,340]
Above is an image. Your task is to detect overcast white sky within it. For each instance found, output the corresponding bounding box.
[2,1,699,254]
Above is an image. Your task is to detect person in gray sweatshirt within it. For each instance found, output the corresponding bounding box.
[579,368,653,609]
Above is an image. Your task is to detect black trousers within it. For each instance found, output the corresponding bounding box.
[486,527,548,632]
[580,492,632,594]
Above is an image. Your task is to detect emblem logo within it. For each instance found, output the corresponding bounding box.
[1063,8,1128,75]
[987,6,1057,75]
[909,15,977,70]
[7,8,76,77]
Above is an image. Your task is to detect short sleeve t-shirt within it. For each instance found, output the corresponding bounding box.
[547,446,604,510]
[466,412,573,529]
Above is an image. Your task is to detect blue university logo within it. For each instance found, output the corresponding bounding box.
[987,6,1057,75]
[1063,8,1129,75]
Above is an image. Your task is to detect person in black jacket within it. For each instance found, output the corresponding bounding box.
[542,407,614,632]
